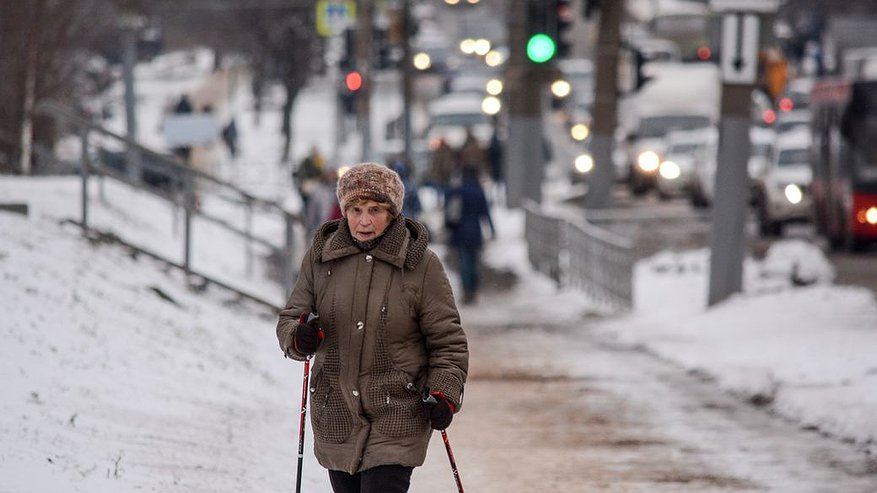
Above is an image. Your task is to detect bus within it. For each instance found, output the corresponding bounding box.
[649,1,716,62]
[810,78,877,250]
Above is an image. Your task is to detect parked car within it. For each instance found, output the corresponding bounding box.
[752,128,813,236]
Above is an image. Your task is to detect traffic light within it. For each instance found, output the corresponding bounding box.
[344,70,363,92]
[340,69,362,115]
[583,0,601,19]
[555,0,573,58]
[526,0,556,64]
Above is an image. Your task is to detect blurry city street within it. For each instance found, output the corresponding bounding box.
[2,0,877,491]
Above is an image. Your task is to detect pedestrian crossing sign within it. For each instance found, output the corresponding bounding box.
[316,0,356,37]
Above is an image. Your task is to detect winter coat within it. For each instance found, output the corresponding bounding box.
[447,176,494,249]
[276,217,468,474]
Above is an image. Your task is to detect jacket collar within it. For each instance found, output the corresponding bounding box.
[313,217,429,270]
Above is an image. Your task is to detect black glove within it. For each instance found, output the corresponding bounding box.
[424,392,454,430]
[293,312,322,355]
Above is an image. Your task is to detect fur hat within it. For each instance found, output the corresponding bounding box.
[336,162,405,217]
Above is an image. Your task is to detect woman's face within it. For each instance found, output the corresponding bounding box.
[346,200,392,242]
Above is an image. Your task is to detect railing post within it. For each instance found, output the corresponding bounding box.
[183,171,194,274]
[79,128,90,231]
[245,197,254,278]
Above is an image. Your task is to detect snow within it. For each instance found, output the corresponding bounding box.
[2,47,876,490]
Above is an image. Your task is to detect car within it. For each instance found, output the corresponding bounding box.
[625,113,713,195]
[747,125,777,202]
[774,109,811,135]
[656,127,717,199]
[752,128,813,236]
[424,92,493,149]
[555,57,595,113]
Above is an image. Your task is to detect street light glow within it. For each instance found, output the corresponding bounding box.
[550,79,571,98]
[570,123,589,141]
[486,78,503,96]
[474,39,492,56]
[485,50,504,67]
[459,38,476,54]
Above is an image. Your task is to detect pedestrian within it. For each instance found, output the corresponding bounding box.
[458,127,485,176]
[389,159,422,220]
[445,165,495,305]
[303,167,340,238]
[221,118,238,158]
[427,138,456,203]
[487,130,505,205]
[276,162,469,493]
[294,145,325,209]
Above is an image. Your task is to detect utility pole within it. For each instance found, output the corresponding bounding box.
[505,0,549,208]
[120,13,144,182]
[584,0,622,210]
[708,0,780,306]
[356,0,374,162]
[401,0,414,166]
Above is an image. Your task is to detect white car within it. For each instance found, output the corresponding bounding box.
[753,128,813,235]
[747,125,776,202]
[656,127,717,199]
[424,93,493,148]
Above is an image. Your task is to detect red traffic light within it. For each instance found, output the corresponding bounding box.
[345,70,363,92]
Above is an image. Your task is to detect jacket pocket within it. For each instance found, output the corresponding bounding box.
[373,368,429,438]
[310,368,353,444]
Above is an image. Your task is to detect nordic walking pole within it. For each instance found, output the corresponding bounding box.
[440,429,464,493]
[425,392,465,493]
[295,355,311,493]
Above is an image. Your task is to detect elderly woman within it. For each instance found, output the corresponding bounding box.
[276,162,469,493]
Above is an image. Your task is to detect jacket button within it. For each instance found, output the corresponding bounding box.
[356,321,364,330]
[352,390,359,397]
[365,254,373,262]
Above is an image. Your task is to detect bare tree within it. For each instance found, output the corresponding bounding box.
[0,0,116,174]
[157,1,320,163]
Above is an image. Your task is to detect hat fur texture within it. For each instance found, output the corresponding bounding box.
[336,163,405,217]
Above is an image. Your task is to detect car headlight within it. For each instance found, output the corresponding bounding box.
[784,184,803,204]
[574,153,594,174]
[659,160,681,180]
[637,150,660,172]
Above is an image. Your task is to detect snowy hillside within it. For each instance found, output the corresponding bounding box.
[0,211,324,492]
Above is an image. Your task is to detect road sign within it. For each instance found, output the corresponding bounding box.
[720,13,759,84]
[162,114,220,146]
[710,0,780,13]
[316,0,356,37]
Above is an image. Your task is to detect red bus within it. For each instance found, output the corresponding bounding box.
[810,78,877,250]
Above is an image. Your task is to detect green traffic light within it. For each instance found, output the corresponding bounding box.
[526,33,556,63]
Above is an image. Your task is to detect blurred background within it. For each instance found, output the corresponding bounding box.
[1,0,877,304]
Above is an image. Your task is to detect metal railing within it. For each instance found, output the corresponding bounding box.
[523,200,636,309]
[36,100,301,309]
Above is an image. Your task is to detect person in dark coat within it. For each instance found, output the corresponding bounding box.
[389,159,422,220]
[276,162,468,493]
[446,165,495,304]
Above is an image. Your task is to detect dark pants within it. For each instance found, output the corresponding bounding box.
[328,465,414,493]
[457,246,479,298]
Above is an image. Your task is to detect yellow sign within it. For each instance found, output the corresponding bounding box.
[316,0,356,37]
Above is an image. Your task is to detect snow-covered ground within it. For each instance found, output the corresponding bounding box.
[2,48,876,490]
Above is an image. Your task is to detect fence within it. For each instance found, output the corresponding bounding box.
[523,200,636,309]
[36,100,301,310]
